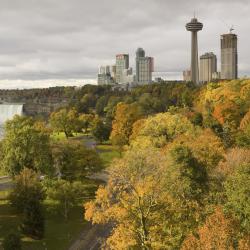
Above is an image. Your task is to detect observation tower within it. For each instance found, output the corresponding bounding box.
[186,17,203,85]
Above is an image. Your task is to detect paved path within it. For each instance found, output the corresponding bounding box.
[0,176,12,191]
[68,223,112,250]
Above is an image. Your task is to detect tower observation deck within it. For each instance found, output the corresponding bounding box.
[186,18,203,85]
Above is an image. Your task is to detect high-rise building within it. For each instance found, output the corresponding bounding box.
[221,33,238,80]
[111,65,116,81]
[135,48,154,84]
[183,70,191,82]
[97,65,114,85]
[186,17,203,85]
[121,67,135,84]
[200,52,217,83]
[116,54,129,83]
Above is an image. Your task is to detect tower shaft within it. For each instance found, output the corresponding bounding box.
[186,17,203,85]
[191,31,199,84]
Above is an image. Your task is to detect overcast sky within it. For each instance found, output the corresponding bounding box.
[0,0,249,89]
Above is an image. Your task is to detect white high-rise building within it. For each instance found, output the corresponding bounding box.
[116,54,129,83]
[200,52,217,83]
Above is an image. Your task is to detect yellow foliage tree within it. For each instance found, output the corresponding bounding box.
[110,102,143,152]
[130,112,195,148]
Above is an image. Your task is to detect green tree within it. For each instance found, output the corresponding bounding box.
[21,199,44,239]
[95,96,109,116]
[1,116,52,176]
[51,140,102,180]
[50,108,79,138]
[2,233,22,250]
[9,168,44,212]
[78,113,94,133]
[45,180,85,219]
[166,145,208,201]
[224,163,250,232]
[91,117,111,143]
[235,125,250,148]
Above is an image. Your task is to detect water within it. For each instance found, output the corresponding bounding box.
[0,104,23,139]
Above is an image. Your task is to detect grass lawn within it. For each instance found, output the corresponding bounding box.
[51,132,120,168]
[97,144,120,167]
[51,132,88,141]
[0,178,99,250]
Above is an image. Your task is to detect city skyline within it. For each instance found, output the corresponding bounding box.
[0,0,249,88]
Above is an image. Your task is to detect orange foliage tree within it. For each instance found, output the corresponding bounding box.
[181,207,241,250]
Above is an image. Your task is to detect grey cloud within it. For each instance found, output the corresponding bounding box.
[0,0,249,88]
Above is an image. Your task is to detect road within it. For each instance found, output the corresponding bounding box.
[68,135,112,250]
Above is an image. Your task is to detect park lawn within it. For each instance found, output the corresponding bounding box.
[97,144,120,167]
[51,132,87,141]
[0,178,99,250]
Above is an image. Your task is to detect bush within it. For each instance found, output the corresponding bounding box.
[2,233,22,250]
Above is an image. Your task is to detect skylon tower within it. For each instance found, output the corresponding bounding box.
[186,17,203,85]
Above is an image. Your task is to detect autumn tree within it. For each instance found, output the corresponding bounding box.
[240,109,250,130]
[130,112,195,148]
[181,208,239,250]
[186,129,224,171]
[217,148,250,177]
[110,102,143,151]
[85,148,168,249]
[85,145,209,249]
[1,116,52,176]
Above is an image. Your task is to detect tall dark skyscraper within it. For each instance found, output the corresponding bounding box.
[186,17,203,85]
[135,48,154,84]
[221,33,238,80]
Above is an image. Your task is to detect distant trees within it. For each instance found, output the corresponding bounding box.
[1,116,52,176]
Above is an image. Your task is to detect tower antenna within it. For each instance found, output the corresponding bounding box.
[230,25,234,33]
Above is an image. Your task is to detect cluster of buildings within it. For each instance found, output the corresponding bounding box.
[98,48,154,86]
[184,17,238,84]
[98,17,239,86]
